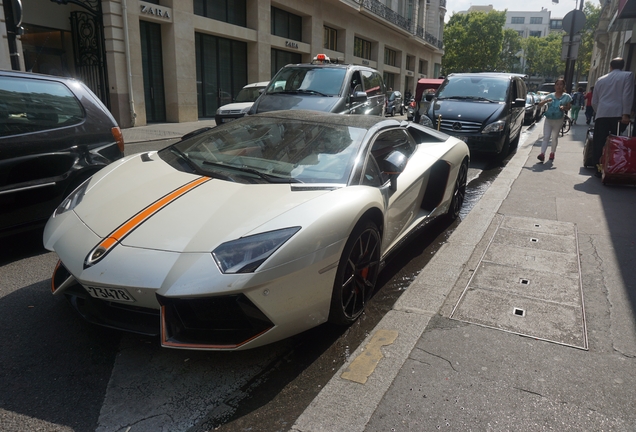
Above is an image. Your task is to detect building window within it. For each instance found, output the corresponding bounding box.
[511,17,524,24]
[419,59,428,75]
[384,48,397,67]
[194,0,246,27]
[434,63,441,78]
[517,30,524,37]
[406,55,414,71]
[271,6,302,41]
[550,19,563,30]
[271,49,302,78]
[324,26,337,51]
[529,31,542,37]
[530,17,543,24]
[354,37,372,60]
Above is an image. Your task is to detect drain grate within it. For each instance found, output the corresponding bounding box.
[450,216,588,350]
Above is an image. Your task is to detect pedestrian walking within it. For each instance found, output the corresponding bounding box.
[537,78,572,162]
[585,86,594,125]
[591,57,635,177]
[571,87,585,124]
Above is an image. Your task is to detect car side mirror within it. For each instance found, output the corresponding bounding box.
[351,91,368,103]
[425,93,435,102]
[383,150,408,191]
[513,98,525,108]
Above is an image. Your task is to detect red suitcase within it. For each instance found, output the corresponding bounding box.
[601,133,636,185]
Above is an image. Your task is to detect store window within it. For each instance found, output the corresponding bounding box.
[383,73,395,91]
[21,24,73,77]
[354,37,371,60]
[271,7,302,41]
[324,26,337,51]
[271,49,302,78]
[195,33,247,118]
[194,0,246,26]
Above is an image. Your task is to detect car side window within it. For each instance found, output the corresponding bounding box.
[361,70,383,97]
[0,76,84,137]
[367,129,415,184]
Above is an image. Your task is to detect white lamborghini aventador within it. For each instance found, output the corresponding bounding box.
[44,110,469,350]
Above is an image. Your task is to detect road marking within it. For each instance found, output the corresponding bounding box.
[341,329,398,384]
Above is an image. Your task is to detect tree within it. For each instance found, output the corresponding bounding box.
[522,33,563,80]
[498,29,523,72]
[442,11,507,74]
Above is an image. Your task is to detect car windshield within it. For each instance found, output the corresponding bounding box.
[165,116,367,184]
[437,77,508,102]
[266,67,346,96]
[235,86,264,103]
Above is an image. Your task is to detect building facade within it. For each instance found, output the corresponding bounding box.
[0,0,446,128]
[588,0,636,88]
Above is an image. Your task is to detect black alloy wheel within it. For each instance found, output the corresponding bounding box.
[447,159,468,221]
[329,220,381,325]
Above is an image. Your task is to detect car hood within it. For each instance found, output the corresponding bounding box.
[430,99,504,123]
[253,93,340,113]
[218,102,253,111]
[74,153,331,253]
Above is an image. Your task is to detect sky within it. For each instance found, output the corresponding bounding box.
[446,0,593,20]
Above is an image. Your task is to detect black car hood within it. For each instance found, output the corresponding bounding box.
[429,99,505,123]
[253,93,340,113]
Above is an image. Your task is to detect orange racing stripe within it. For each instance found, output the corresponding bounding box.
[85,176,211,267]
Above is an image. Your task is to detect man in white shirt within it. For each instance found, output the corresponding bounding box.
[592,57,635,176]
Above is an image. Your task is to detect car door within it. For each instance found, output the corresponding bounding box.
[0,76,89,233]
[361,128,422,250]
[510,77,526,139]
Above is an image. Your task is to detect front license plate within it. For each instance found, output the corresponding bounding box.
[86,286,135,302]
[221,118,234,123]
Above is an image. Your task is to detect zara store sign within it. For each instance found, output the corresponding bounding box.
[140,2,172,21]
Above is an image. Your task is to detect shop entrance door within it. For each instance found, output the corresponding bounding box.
[140,21,166,123]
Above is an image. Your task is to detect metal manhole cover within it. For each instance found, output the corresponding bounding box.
[450,215,588,349]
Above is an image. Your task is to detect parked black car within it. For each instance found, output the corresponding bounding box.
[420,72,527,158]
[249,54,386,116]
[0,70,124,237]
[524,94,540,124]
[385,90,403,116]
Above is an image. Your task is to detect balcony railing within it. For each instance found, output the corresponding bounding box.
[354,0,444,50]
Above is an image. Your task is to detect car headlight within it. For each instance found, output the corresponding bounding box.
[482,121,506,134]
[419,115,434,128]
[53,179,90,217]
[212,227,301,274]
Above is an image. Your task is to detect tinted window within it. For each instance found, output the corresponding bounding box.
[438,76,509,102]
[0,76,84,137]
[267,67,346,96]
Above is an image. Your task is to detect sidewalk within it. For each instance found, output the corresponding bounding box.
[293,121,636,431]
[121,119,218,144]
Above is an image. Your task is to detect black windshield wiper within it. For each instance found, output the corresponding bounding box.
[202,161,301,183]
[272,89,328,97]
[171,150,233,180]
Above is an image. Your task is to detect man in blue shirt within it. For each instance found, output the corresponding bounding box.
[592,57,635,176]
